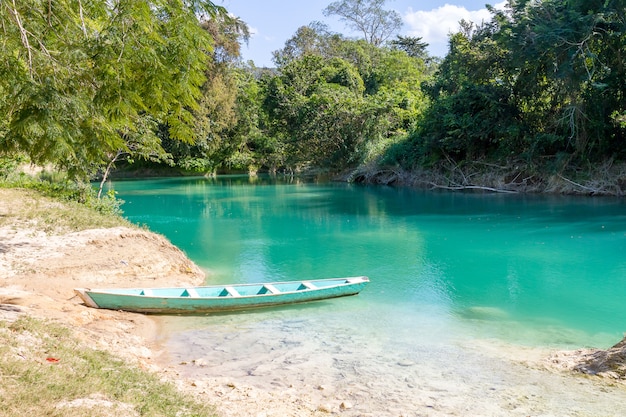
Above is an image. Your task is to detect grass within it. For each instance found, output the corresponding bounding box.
[0,317,217,417]
[0,177,218,417]
[0,188,130,234]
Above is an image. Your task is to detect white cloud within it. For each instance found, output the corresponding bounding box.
[403,2,507,57]
[248,25,259,38]
[246,26,275,43]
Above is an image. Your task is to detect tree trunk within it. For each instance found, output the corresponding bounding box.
[98,150,124,199]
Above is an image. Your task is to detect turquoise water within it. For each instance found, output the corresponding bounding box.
[108,175,626,415]
[111,175,626,348]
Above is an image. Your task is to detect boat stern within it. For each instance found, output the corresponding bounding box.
[74,288,99,309]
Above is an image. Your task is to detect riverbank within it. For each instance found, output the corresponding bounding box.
[2,187,626,416]
[346,160,626,196]
[0,187,346,415]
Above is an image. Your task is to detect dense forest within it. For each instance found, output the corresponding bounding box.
[1,0,626,195]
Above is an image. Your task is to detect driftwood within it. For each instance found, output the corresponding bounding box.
[557,174,601,194]
[428,184,518,194]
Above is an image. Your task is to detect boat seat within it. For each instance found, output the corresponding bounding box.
[262,284,280,294]
[181,288,200,297]
[224,286,241,297]
[300,281,316,290]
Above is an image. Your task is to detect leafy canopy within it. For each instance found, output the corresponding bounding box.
[0,0,225,179]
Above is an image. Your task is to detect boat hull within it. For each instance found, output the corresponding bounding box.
[74,277,368,314]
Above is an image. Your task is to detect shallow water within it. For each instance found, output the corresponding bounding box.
[111,176,626,415]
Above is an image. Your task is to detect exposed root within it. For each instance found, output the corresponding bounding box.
[344,159,626,196]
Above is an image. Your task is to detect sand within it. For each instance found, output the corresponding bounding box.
[2,215,626,416]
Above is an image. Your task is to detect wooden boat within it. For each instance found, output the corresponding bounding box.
[74,276,369,314]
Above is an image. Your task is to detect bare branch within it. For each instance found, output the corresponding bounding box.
[98,150,127,199]
[557,174,598,193]
[429,184,518,194]
[8,0,32,74]
[78,0,88,37]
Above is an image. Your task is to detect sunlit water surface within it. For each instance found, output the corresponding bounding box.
[109,176,626,414]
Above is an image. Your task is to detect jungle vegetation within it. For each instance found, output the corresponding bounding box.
[1,0,625,195]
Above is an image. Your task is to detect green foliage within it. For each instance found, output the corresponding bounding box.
[5,0,624,182]
[0,155,27,180]
[179,157,216,174]
[272,22,337,67]
[160,15,257,174]
[263,56,368,168]
[392,0,626,170]
[0,162,122,216]
[390,35,429,60]
[0,0,224,180]
[261,40,430,170]
[416,83,521,161]
[258,22,434,172]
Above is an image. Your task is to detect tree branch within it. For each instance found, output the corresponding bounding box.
[557,174,598,193]
[78,0,88,38]
[8,0,32,74]
[98,150,126,199]
[429,183,518,194]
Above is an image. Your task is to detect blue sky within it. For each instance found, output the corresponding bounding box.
[219,0,505,67]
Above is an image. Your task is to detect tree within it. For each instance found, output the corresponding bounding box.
[391,0,626,171]
[163,13,252,173]
[390,35,429,59]
[262,30,431,171]
[491,0,626,160]
[272,22,335,67]
[263,55,370,168]
[323,0,403,46]
[0,0,225,182]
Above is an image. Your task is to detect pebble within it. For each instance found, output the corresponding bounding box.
[340,401,353,410]
[192,358,208,367]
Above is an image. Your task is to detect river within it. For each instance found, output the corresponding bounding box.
[110,175,626,416]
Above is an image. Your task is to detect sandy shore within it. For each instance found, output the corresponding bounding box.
[0,218,334,416]
[2,214,626,416]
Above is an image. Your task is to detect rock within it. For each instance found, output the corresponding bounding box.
[0,304,22,312]
[340,401,353,410]
[192,358,209,367]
